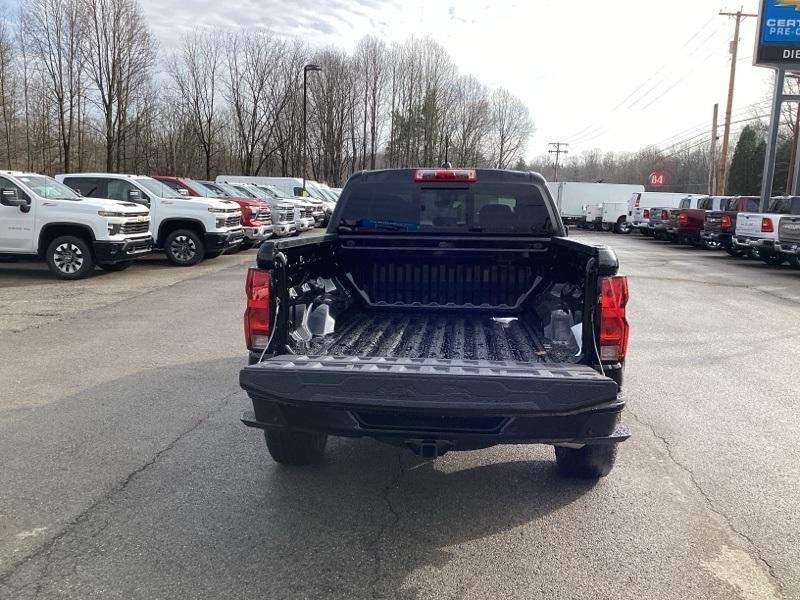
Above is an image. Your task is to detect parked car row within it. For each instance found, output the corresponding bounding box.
[586,189,800,269]
[0,170,339,280]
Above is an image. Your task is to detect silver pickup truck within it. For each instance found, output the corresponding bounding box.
[734,197,800,266]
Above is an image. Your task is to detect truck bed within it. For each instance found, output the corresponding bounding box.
[306,308,549,362]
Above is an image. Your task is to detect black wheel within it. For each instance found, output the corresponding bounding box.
[205,250,224,259]
[46,235,95,280]
[265,430,327,465]
[725,246,745,258]
[164,229,204,266]
[98,261,133,272]
[760,253,786,267]
[239,241,254,251]
[613,219,631,234]
[554,444,618,479]
[788,255,800,269]
[689,239,705,249]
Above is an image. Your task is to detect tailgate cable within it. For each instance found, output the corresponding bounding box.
[257,298,281,364]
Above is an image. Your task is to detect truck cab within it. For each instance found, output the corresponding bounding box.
[153,176,272,249]
[734,196,800,266]
[0,171,153,279]
[57,173,243,266]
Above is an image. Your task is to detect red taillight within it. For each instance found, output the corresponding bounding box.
[244,268,271,350]
[643,209,650,219]
[661,209,669,220]
[761,217,774,233]
[598,276,629,362]
[413,169,477,182]
[720,214,732,228]
[678,211,689,225]
[634,194,641,208]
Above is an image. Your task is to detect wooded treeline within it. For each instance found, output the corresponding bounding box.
[0,0,535,185]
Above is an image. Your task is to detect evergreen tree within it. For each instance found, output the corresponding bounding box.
[727,125,766,195]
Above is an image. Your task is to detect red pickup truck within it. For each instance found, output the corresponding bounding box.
[667,195,725,248]
[154,176,273,249]
[701,196,760,257]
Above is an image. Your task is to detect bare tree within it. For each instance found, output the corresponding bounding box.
[0,13,16,167]
[21,0,85,171]
[489,87,534,169]
[169,30,224,179]
[82,0,155,171]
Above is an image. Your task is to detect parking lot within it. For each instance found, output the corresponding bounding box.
[1,230,799,600]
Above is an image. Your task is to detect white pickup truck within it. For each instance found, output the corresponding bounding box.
[0,171,153,279]
[58,173,243,266]
[733,196,800,266]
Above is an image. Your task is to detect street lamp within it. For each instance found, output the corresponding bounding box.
[302,63,322,194]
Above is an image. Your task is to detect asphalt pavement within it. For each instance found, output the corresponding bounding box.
[0,231,798,600]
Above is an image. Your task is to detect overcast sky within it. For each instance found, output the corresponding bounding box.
[5,0,770,160]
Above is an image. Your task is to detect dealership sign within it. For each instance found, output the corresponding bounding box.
[648,171,665,187]
[756,0,800,66]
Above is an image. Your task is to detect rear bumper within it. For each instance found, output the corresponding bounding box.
[205,228,244,249]
[93,235,153,262]
[240,356,628,447]
[733,236,776,250]
[243,224,273,242]
[776,241,800,255]
[701,231,733,244]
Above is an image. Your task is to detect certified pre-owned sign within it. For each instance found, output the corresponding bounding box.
[756,0,800,66]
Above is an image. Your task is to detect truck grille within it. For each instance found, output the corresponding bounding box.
[223,215,241,228]
[120,221,149,234]
[278,209,294,223]
[254,208,272,224]
[304,207,314,219]
[779,217,800,243]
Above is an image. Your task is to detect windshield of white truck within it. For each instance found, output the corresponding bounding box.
[339,182,553,234]
[18,175,81,200]
[137,178,183,199]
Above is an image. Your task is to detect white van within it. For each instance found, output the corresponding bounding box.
[548,182,645,226]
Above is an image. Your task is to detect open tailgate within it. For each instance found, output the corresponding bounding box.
[240,355,618,414]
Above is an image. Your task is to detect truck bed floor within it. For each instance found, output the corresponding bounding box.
[306,309,548,362]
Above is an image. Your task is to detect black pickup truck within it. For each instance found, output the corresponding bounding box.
[702,196,760,257]
[239,169,630,478]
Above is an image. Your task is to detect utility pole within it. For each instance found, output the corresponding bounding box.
[709,103,719,195]
[548,142,569,181]
[717,9,757,195]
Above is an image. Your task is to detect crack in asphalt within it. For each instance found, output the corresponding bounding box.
[0,389,240,594]
[627,408,786,598]
[369,451,408,599]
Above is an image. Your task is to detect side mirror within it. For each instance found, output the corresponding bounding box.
[177,188,189,196]
[127,189,142,201]
[0,188,26,208]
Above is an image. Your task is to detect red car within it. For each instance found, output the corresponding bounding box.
[153,176,273,249]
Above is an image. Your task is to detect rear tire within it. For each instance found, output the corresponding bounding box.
[613,219,631,234]
[760,253,786,267]
[98,261,133,272]
[265,430,327,465]
[555,444,618,479]
[45,235,95,280]
[725,246,745,257]
[164,229,204,266]
[788,255,800,269]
